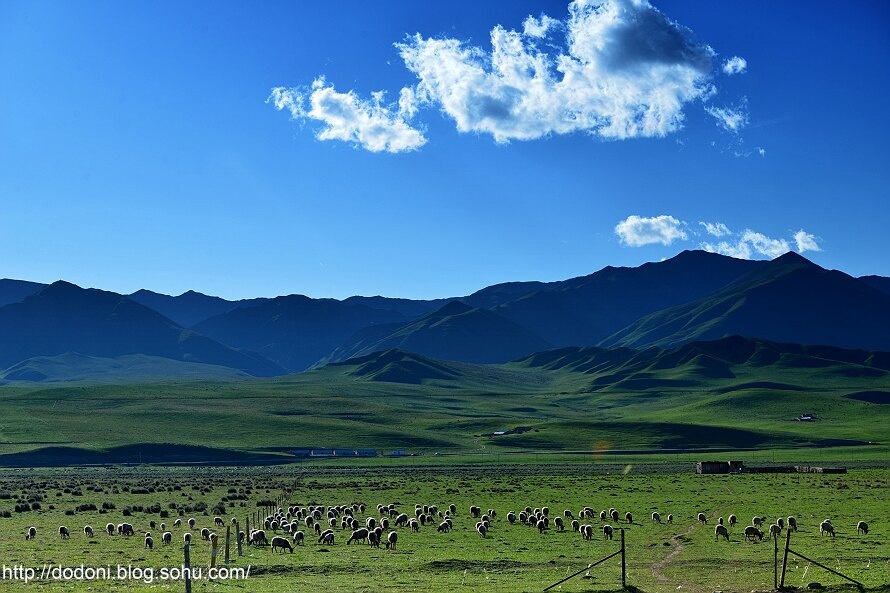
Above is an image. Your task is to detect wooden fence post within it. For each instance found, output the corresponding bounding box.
[780,529,791,589]
[224,526,230,564]
[620,528,626,588]
[183,543,192,593]
[235,519,243,557]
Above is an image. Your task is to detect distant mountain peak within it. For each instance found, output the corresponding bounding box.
[428,300,473,318]
[770,251,818,267]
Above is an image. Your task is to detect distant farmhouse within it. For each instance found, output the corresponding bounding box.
[696,460,745,474]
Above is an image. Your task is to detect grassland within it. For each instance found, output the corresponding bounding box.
[0,348,887,462]
[0,464,886,593]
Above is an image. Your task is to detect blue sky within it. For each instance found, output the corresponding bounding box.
[2,1,888,300]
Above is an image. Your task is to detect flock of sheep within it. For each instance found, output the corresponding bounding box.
[23,498,872,557]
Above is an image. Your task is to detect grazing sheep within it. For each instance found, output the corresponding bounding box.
[651,512,661,523]
[476,523,488,538]
[667,514,673,524]
[106,523,115,536]
[214,516,224,527]
[408,519,419,532]
[536,518,547,533]
[250,530,268,546]
[437,521,451,533]
[820,521,835,537]
[564,509,574,519]
[201,528,211,541]
[728,514,737,527]
[769,524,782,539]
[610,509,619,522]
[386,531,398,550]
[293,530,305,545]
[718,517,724,525]
[395,513,409,527]
[554,517,565,531]
[145,535,154,550]
[571,519,580,533]
[173,519,182,528]
[187,518,196,529]
[857,521,869,535]
[787,516,797,532]
[715,524,729,541]
[119,523,134,536]
[752,516,764,528]
[470,506,481,518]
[777,518,785,530]
[603,524,614,540]
[25,526,36,540]
[184,533,192,544]
[366,517,376,530]
[84,525,94,537]
[697,513,707,524]
[58,526,70,539]
[368,531,381,548]
[507,512,516,524]
[599,510,607,521]
[271,536,293,553]
[162,532,172,545]
[624,512,633,524]
[319,531,334,545]
[347,528,369,545]
[744,526,764,542]
[160,522,166,531]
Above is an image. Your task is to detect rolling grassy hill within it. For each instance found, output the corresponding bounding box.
[0,337,886,464]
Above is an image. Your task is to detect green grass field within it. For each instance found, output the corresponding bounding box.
[0,464,886,592]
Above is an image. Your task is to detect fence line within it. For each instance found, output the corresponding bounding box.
[543,528,627,592]
[779,529,863,589]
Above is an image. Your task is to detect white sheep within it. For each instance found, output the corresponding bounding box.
[184,532,192,544]
[715,524,729,541]
[667,514,673,524]
[57,525,70,539]
[293,530,305,545]
[581,524,593,541]
[476,523,488,538]
[554,516,565,531]
[84,525,94,537]
[385,531,398,550]
[187,518,196,529]
[728,514,737,527]
[347,528,369,545]
[651,512,661,523]
[624,511,633,524]
[145,534,154,550]
[603,524,614,540]
[105,523,115,536]
[25,526,36,540]
[787,516,797,532]
[857,521,869,535]
[769,523,782,539]
[697,512,707,524]
[162,532,172,545]
[319,531,334,545]
[173,519,182,528]
[820,521,835,537]
[271,535,293,553]
[744,526,763,542]
[752,516,764,527]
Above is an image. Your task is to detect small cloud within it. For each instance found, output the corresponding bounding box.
[522,14,559,38]
[700,229,791,259]
[699,221,732,237]
[794,230,821,253]
[615,215,688,247]
[722,56,747,75]
[757,147,766,157]
[267,79,426,153]
[706,102,749,133]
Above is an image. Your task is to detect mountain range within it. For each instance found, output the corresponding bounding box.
[2,250,889,382]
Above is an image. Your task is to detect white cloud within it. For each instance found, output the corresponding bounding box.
[523,14,559,38]
[757,147,766,157]
[272,0,738,151]
[398,0,715,143]
[699,221,731,237]
[794,230,821,253]
[267,79,426,153]
[722,56,747,75]
[706,103,748,133]
[700,229,792,259]
[615,215,688,247]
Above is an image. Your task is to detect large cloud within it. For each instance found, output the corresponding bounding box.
[398,0,715,142]
[272,0,733,150]
[615,215,688,246]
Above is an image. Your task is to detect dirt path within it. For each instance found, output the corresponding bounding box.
[651,520,697,587]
